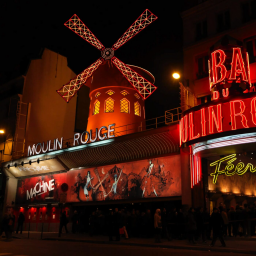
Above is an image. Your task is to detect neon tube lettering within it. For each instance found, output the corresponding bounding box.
[229,48,248,81]
[251,97,256,125]
[208,104,223,134]
[211,49,227,85]
[189,112,200,140]
[230,100,249,130]
[201,108,206,136]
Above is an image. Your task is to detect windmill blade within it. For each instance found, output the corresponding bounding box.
[111,57,157,99]
[57,58,103,102]
[112,9,157,51]
[64,14,105,50]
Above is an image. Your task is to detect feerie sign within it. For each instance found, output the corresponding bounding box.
[180,94,256,145]
[27,124,115,156]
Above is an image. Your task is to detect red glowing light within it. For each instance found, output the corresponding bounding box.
[230,100,249,130]
[229,48,248,82]
[189,112,200,140]
[211,49,227,87]
[208,104,223,134]
[201,108,206,137]
[222,88,229,98]
[251,97,256,125]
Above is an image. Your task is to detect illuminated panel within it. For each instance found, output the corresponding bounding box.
[112,9,158,50]
[121,90,129,96]
[64,14,104,50]
[211,49,227,87]
[229,48,248,81]
[230,100,249,130]
[93,100,100,115]
[95,92,101,98]
[112,57,157,99]
[105,97,114,113]
[57,58,103,102]
[209,154,256,184]
[120,98,130,113]
[106,90,115,95]
[208,104,223,134]
[134,101,141,116]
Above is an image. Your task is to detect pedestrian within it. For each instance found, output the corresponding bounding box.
[58,211,68,237]
[161,208,171,241]
[121,209,129,239]
[187,207,197,244]
[154,209,162,243]
[219,206,229,237]
[107,210,115,241]
[210,208,226,247]
[16,212,25,234]
[71,210,78,234]
[196,207,206,242]
[114,208,121,241]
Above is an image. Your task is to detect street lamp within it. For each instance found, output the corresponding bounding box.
[0,130,5,134]
[172,72,180,80]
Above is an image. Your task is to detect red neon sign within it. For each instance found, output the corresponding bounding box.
[180,93,256,146]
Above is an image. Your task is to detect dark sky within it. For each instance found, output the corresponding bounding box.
[0,0,184,119]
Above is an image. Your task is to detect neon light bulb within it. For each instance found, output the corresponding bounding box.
[229,48,248,82]
[230,100,249,130]
[211,49,227,85]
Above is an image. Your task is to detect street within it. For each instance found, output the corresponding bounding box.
[0,239,255,256]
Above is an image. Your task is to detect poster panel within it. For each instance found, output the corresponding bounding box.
[66,155,181,202]
[16,173,67,204]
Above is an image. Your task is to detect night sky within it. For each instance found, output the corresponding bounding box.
[0,0,184,119]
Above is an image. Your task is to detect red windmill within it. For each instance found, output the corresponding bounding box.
[58,10,158,135]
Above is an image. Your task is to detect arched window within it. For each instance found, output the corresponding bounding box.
[93,100,100,115]
[121,90,129,96]
[106,90,115,95]
[134,102,141,116]
[120,98,130,113]
[105,97,114,113]
[95,92,101,98]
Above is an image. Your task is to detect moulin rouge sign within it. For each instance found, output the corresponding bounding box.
[180,47,256,146]
[28,124,115,156]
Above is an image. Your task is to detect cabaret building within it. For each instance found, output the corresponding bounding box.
[0,10,183,232]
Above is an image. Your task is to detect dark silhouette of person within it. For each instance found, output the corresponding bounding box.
[58,211,68,237]
[71,210,78,234]
[16,212,25,234]
[210,208,226,247]
[187,207,197,244]
[113,208,121,241]
[107,210,115,241]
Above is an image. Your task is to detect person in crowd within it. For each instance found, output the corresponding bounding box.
[187,207,197,244]
[58,211,68,237]
[154,209,162,243]
[219,206,229,237]
[71,210,78,234]
[120,209,129,239]
[107,210,115,241]
[169,207,177,239]
[210,208,226,247]
[130,209,137,237]
[16,212,25,234]
[145,209,153,238]
[161,208,171,241]
[196,207,206,242]
[114,208,121,241]
[228,206,236,237]
[177,208,185,239]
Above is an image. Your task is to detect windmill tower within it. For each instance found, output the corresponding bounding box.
[57,10,157,135]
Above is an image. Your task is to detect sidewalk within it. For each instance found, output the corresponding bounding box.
[12,232,256,255]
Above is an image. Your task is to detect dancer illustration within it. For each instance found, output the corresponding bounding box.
[84,171,94,201]
[105,168,123,198]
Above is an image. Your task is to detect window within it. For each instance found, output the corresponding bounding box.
[93,100,100,115]
[120,98,130,113]
[196,53,209,79]
[195,20,207,41]
[95,92,101,98]
[217,11,230,32]
[106,90,115,95]
[245,38,256,63]
[105,97,114,113]
[134,102,141,116]
[241,1,256,23]
[134,93,140,99]
[121,90,129,96]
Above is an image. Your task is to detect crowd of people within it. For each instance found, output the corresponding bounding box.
[66,203,256,246]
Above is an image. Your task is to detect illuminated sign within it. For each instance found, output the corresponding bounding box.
[210,154,256,184]
[27,124,115,156]
[180,93,256,145]
[26,179,55,200]
[209,47,251,90]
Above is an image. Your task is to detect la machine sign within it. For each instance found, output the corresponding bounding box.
[28,124,115,156]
